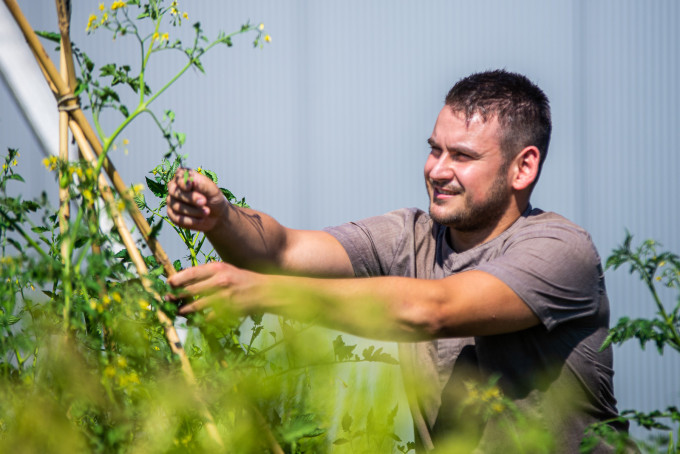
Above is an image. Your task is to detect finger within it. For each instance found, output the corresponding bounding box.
[167,182,207,208]
[168,266,209,288]
[178,296,213,315]
[173,168,194,191]
[167,197,210,218]
[168,264,225,290]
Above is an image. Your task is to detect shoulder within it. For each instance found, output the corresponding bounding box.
[324,207,432,239]
[508,209,601,265]
[478,209,605,329]
[323,207,434,276]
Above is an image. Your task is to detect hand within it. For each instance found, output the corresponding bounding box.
[166,168,228,232]
[168,261,264,317]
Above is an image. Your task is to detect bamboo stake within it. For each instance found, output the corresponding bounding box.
[71,120,223,447]
[7,2,284,450]
[4,0,176,278]
[58,48,69,224]
[47,0,223,447]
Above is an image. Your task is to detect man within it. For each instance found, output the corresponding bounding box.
[166,70,628,452]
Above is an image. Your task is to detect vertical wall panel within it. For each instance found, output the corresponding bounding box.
[580,0,680,438]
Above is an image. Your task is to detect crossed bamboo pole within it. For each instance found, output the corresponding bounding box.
[6,3,285,451]
[4,0,229,447]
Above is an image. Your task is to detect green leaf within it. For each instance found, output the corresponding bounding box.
[220,187,236,202]
[133,193,146,209]
[145,177,167,198]
[192,58,205,73]
[149,220,163,239]
[173,259,182,272]
[362,345,399,364]
[114,249,130,262]
[333,335,356,361]
[341,413,352,432]
[333,438,350,445]
[31,226,49,233]
[35,30,61,43]
[204,169,217,184]
[100,63,116,76]
[8,174,25,183]
[0,314,22,327]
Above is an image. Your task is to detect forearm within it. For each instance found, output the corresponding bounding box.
[258,274,448,341]
[206,203,289,270]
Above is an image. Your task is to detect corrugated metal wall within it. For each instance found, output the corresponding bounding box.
[2,0,678,440]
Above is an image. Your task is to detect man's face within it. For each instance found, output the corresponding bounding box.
[425,107,512,232]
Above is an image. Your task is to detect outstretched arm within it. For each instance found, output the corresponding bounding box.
[168,262,541,341]
[166,169,353,276]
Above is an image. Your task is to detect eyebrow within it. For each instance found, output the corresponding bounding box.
[427,138,481,158]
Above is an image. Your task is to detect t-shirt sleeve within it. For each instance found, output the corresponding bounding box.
[476,222,604,331]
[323,208,418,277]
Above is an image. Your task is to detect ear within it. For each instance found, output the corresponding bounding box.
[509,146,540,191]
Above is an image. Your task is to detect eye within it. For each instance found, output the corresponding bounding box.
[429,146,442,158]
[451,151,472,162]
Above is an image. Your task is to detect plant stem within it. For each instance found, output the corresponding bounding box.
[0,209,53,263]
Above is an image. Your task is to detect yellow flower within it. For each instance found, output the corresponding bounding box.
[258,23,264,31]
[2,164,6,171]
[104,365,116,377]
[99,3,105,11]
[116,199,125,212]
[100,12,108,24]
[86,14,98,31]
[656,276,662,281]
[116,356,127,368]
[161,32,169,41]
[122,138,129,145]
[170,7,178,15]
[183,12,188,19]
[152,32,159,41]
[82,188,94,204]
[112,292,122,303]
[196,166,203,174]
[11,160,17,166]
[111,1,126,10]
[131,183,144,195]
[153,346,160,351]
[659,261,666,267]
[482,387,500,402]
[264,34,271,43]
[492,402,505,413]
[42,156,58,171]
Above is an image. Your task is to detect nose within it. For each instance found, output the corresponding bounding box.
[426,153,454,182]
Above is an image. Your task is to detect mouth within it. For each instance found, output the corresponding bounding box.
[432,185,462,200]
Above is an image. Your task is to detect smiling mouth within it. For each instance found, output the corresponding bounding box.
[433,186,463,199]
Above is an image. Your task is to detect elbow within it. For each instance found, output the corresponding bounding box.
[394,295,449,340]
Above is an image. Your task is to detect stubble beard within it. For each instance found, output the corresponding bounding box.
[428,173,511,232]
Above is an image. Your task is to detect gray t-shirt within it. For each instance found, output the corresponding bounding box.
[325,206,626,453]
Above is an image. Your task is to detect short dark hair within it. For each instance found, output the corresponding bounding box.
[445,70,552,182]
